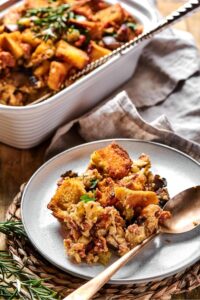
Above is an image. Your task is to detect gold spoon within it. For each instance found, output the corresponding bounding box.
[64,186,200,300]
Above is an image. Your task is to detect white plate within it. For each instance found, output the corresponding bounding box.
[21,139,200,284]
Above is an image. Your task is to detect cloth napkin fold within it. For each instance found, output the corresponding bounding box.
[46,90,200,161]
[46,29,200,162]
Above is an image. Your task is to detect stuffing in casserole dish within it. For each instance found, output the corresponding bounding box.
[0,0,143,106]
[48,143,171,265]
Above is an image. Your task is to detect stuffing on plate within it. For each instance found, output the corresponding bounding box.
[0,0,143,106]
[48,143,171,264]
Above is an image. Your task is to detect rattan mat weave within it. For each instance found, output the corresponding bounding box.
[5,183,200,300]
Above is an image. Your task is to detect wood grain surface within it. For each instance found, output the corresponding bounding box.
[0,1,200,299]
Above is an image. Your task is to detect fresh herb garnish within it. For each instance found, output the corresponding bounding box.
[126,22,137,31]
[90,179,99,189]
[80,194,96,203]
[0,251,59,299]
[19,4,75,41]
[0,220,27,239]
[0,221,59,299]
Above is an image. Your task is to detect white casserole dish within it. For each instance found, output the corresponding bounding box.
[0,0,157,149]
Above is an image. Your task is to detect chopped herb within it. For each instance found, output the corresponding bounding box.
[90,179,99,189]
[19,4,74,41]
[80,194,96,203]
[126,22,137,31]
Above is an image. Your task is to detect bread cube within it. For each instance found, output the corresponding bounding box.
[90,143,132,179]
[47,178,86,221]
[56,40,89,69]
[115,187,158,208]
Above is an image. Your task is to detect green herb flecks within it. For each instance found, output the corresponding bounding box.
[80,194,96,203]
[126,22,137,31]
[19,4,76,41]
[90,179,99,189]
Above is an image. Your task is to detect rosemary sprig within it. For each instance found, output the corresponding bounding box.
[0,251,59,299]
[0,222,60,298]
[0,220,27,239]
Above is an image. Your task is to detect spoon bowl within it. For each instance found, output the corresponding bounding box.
[161,186,200,234]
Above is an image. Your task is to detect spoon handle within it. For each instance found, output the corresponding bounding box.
[64,231,159,300]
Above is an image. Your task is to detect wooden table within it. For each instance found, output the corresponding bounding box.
[0,1,200,299]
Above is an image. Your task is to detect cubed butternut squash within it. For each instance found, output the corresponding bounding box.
[0,26,4,34]
[70,19,104,40]
[47,61,71,91]
[0,33,6,49]
[4,35,24,59]
[8,31,21,41]
[89,41,111,61]
[26,0,53,8]
[34,61,50,78]
[21,30,41,48]
[56,40,89,69]
[94,3,124,26]
[31,41,55,66]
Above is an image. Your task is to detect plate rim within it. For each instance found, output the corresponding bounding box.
[21,139,200,284]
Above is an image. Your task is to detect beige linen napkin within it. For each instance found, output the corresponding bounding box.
[46,91,200,161]
[46,29,200,162]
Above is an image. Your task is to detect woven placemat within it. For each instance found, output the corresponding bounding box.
[5,183,200,300]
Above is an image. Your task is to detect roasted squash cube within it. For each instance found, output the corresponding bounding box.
[21,30,41,48]
[94,3,124,26]
[26,0,53,8]
[89,41,111,61]
[34,61,50,78]
[30,41,55,66]
[47,61,71,91]
[4,35,24,59]
[70,19,104,40]
[0,33,6,49]
[56,40,89,69]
